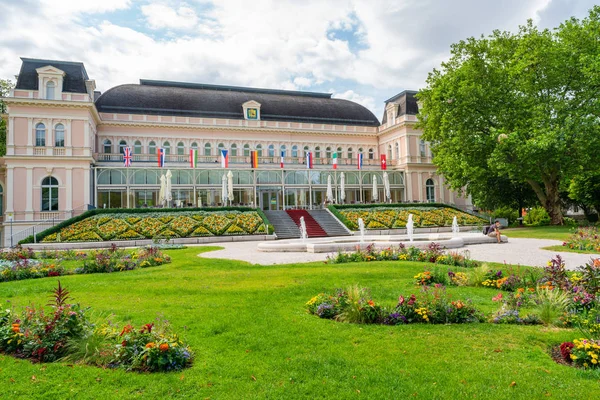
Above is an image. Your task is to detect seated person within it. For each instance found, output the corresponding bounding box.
[485,220,502,243]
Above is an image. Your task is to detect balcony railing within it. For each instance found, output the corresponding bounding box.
[96,153,385,167]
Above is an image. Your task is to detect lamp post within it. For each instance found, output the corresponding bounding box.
[7,213,13,248]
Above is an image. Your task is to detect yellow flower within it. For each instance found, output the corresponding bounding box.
[570,354,578,360]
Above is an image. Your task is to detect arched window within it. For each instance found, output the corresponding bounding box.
[315,146,321,159]
[35,123,46,147]
[347,148,353,159]
[231,143,237,157]
[217,143,225,157]
[268,144,275,157]
[387,144,392,160]
[41,176,59,211]
[243,144,250,157]
[148,141,156,154]
[280,145,286,157]
[368,148,374,160]
[337,147,342,158]
[46,81,55,100]
[395,142,400,159]
[420,140,426,157]
[426,178,435,203]
[291,145,298,158]
[163,141,171,155]
[54,124,65,147]
[177,142,185,155]
[358,147,364,154]
[303,145,309,157]
[326,147,331,159]
[204,143,211,156]
[134,140,142,154]
[103,139,112,154]
[256,144,263,157]
[119,140,127,155]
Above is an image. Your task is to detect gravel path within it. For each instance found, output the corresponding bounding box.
[198,237,599,270]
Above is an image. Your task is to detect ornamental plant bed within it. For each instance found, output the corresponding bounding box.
[329,204,486,230]
[0,245,171,283]
[561,226,600,253]
[0,282,193,372]
[33,210,267,243]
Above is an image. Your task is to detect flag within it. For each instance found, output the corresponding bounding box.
[280,151,285,168]
[189,149,197,168]
[381,154,387,170]
[123,147,132,167]
[221,149,229,168]
[306,152,313,169]
[357,153,363,170]
[332,152,338,169]
[250,150,258,168]
[158,148,165,167]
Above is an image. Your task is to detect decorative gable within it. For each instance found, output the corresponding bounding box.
[384,102,398,124]
[242,100,261,120]
[36,65,66,100]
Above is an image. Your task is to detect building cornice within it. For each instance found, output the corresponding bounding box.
[3,97,101,124]
[98,120,379,137]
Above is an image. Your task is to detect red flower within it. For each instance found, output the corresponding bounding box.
[398,295,405,305]
[407,295,416,306]
[140,323,154,333]
[492,293,503,302]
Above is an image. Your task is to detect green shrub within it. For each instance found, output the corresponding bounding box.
[524,206,551,226]
[492,206,519,225]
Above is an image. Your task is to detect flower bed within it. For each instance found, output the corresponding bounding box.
[36,210,267,243]
[0,282,193,372]
[562,226,600,252]
[326,242,480,268]
[331,205,485,230]
[306,284,484,325]
[0,246,171,283]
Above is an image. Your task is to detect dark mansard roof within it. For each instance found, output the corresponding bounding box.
[94,80,380,126]
[15,58,89,93]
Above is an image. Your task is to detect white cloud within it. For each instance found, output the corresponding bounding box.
[141,4,199,30]
[332,90,376,115]
[0,0,597,117]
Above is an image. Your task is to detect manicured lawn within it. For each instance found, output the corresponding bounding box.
[503,226,575,241]
[0,247,598,399]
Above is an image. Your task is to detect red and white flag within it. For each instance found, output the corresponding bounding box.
[381,154,387,170]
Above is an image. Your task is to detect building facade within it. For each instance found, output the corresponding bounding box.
[0,58,471,246]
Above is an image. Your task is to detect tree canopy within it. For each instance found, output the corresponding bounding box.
[0,78,14,114]
[417,7,600,224]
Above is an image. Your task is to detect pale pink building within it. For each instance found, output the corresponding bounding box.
[0,58,471,246]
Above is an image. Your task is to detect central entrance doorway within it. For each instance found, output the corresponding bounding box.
[258,189,281,210]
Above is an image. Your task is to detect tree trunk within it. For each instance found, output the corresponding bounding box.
[526,178,564,225]
[543,179,564,225]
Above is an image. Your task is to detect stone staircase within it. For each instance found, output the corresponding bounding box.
[307,210,351,237]
[263,210,301,239]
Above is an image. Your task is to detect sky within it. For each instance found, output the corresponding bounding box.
[0,0,596,120]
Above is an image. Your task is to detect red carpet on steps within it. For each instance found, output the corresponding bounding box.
[286,210,328,237]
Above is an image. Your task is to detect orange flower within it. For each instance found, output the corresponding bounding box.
[593,258,600,267]
[120,324,133,336]
[159,343,169,352]
[146,342,156,349]
[11,323,20,333]
[367,300,375,307]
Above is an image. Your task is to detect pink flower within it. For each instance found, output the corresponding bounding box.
[492,293,503,302]
[398,295,405,305]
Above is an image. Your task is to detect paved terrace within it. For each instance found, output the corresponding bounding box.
[199,236,599,270]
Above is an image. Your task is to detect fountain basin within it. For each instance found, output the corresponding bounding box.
[257,233,508,253]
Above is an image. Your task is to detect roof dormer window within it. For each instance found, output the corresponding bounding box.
[242,100,261,120]
[46,81,56,100]
[36,65,66,100]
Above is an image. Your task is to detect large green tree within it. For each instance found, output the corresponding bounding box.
[417,7,600,224]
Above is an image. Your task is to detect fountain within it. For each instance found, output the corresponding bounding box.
[406,214,414,242]
[358,218,366,242]
[299,216,308,242]
[452,216,460,237]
